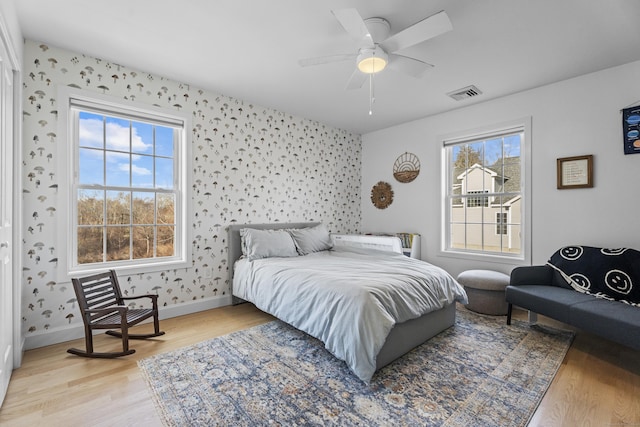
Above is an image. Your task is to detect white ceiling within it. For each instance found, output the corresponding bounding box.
[13,0,640,134]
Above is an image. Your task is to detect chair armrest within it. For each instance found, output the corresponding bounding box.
[121,294,158,301]
[120,294,159,309]
[509,265,552,286]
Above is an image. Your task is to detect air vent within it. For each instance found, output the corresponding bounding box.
[447,85,483,101]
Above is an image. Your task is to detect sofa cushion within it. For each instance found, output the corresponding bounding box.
[509,265,571,289]
[548,246,640,305]
[569,299,640,350]
[506,285,595,324]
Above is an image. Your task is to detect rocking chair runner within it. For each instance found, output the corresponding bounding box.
[67,269,165,358]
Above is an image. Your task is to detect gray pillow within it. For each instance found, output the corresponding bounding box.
[288,224,333,255]
[240,228,298,261]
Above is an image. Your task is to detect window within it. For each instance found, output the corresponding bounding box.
[496,212,508,235]
[467,190,488,208]
[58,87,191,278]
[442,119,529,261]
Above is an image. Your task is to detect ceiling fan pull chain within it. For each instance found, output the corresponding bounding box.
[369,73,374,115]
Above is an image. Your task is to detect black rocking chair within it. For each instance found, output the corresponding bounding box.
[67,269,165,358]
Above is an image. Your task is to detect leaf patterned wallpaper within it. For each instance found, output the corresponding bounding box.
[21,40,361,343]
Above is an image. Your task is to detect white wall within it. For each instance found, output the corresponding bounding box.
[362,60,640,278]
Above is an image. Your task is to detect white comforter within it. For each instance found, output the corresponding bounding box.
[233,247,468,382]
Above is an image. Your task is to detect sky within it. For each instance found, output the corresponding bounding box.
[451,133,522,166]
[78,111,175,189]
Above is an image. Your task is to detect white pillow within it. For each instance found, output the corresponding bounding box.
[288,224,333,255]
[240,228,298,261]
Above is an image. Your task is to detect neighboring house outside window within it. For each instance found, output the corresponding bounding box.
[57,87,191,280]
[442,119,529,261]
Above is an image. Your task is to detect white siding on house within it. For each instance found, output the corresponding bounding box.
[450,164,521,254]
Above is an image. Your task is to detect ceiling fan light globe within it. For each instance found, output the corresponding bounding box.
[358,56,387,73]
[357,47,388,74]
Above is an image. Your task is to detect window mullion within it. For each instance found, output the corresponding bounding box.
[102,116,107,264]
[128,121,133,261]
[153,126,157,258]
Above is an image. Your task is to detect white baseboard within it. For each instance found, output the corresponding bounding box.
[23,295,233,351]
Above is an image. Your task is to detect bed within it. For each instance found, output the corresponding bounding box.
[228,222,467,383]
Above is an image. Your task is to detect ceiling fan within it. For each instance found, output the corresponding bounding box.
[299,8,453,90]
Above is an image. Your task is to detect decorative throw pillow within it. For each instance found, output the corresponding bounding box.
[288,224,333,255]
[240,228,298,261]
[547,245,640,305]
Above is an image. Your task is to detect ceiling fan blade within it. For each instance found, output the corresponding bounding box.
[298,53,357,67]
[381,10,452,53]
[332,8,374,45]
[345,69,367,90]
[388,54,434,78]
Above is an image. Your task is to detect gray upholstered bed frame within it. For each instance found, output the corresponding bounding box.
[227,222,456,370]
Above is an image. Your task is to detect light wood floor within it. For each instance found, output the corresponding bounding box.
[0,303,638,426]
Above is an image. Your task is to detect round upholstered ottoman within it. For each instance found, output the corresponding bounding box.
[457,269,510,315]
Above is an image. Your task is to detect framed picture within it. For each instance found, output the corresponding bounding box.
[557,155,593,189]
[622,105,640,154]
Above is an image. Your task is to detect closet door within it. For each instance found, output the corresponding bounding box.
[0,35,14,408]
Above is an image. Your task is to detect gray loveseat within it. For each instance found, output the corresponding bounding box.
[506,265,640,350]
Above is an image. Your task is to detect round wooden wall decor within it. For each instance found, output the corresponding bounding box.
[370,181,394,209]
[393,152,420,183]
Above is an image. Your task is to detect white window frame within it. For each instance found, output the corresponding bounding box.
[440,117,531,265]
[57,86,192,281]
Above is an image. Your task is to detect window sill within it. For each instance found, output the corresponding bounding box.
[57,258,191,283]
[438,249,525,266]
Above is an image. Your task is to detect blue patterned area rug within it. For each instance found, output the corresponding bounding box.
[138,308,574,426]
